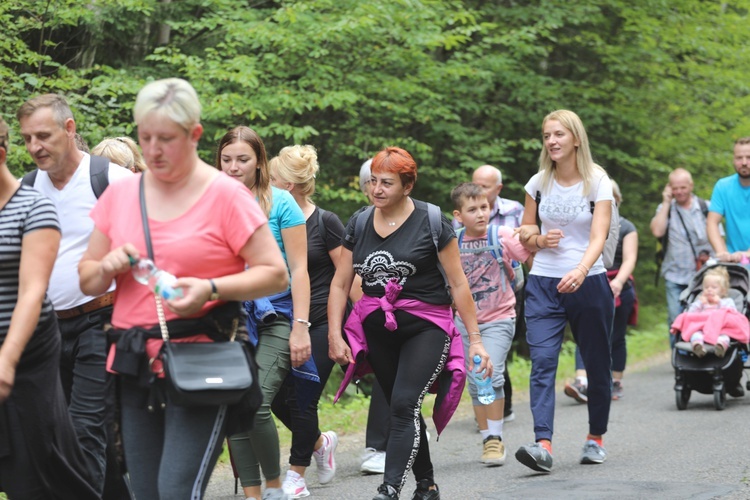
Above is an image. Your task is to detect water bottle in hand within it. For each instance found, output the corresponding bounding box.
[473,355,495,405]
[130,257,184,300]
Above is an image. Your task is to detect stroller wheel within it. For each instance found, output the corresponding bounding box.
[713,387,726,410]
[675,387,690,410]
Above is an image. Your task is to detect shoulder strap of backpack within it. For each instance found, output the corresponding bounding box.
[425,201,443,253]
[21,169,38,187]
[456,227,465,247]
[535,190,542,227]
[89,155,110,199]
[316,207,327,244]
[487,224,502,261]
[350,205,375,246]
[697,197,708,217]
[419,201,450,290]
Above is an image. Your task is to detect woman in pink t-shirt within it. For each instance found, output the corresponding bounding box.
[78,78,288,500]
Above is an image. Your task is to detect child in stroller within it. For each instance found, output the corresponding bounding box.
[672,267,749,358]
[670,262,750,410]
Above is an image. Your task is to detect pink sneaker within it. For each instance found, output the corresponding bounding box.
[282,470,310,498]
[313,431,338,484]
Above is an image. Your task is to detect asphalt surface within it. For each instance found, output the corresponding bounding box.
[205,352,750,499]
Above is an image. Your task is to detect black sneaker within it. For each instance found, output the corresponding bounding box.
[373,483,399,500]
[411,479,440,500]
[728,384,745,398]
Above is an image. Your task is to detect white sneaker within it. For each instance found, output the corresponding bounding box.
[281,471,310,499]
[360,448,386,474]
[313,430,338,484]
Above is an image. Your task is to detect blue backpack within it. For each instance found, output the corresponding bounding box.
[456,224,524,293]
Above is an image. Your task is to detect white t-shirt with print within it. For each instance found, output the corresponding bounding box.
[524,171,613,279]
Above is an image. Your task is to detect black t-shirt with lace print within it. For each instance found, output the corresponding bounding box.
[342,199,455,305]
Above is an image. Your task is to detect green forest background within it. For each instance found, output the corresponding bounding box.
[2,0,749,307]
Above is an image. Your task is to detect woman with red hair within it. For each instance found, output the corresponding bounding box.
[328,147,491,500]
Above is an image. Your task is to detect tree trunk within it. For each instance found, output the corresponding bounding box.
[157,0,172,46]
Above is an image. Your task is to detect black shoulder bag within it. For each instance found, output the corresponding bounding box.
[138,174,254,406]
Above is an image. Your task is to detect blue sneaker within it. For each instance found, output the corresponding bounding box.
[580,440,607,464]
[515,443,553,472]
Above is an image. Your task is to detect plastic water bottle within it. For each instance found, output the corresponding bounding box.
[130,257,184,300]
[473,355,495,405]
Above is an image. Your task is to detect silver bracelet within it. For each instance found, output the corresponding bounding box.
[295,318,311,328]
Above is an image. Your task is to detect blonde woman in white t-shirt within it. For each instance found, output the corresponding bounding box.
[514,109,615,473]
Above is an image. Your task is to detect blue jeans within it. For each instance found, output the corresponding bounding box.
[525,274,614,442]
[119,379,227,500]
[456,315,515,404]
[665,280,688,347]
[58,308,112,495]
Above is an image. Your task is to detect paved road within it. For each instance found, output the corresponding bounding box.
[206,353,750,499]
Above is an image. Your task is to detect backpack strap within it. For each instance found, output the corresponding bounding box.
[535,190,542,227]
[425,201,443,253]
[697,197,708,217]
[488,224,511,293]
[345,205,375,247]
[422,201,449,289]
[316,207,327,245]
[20,157,109,198]
[89,155,110,199]
[21,169,38,187]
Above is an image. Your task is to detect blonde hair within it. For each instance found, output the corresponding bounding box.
[611,179,622,206]
[703,267,731,298]
[538,109,606,196]
[91,137,147,172]
[269,145,319,205]
[133,78,201,131]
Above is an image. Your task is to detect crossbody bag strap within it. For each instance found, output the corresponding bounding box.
[673,206,699,259]
[139,174,170,342]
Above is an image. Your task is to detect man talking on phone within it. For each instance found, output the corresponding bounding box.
[650,168,712,346]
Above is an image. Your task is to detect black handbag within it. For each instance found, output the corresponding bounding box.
[138,174,254,407]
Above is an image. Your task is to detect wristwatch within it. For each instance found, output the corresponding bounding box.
[209,279,220,301]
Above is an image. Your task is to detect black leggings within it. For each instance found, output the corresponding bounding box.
[363,310,450,493]
[271,321,337,466]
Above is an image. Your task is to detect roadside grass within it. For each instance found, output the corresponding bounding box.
[218,303,669,465]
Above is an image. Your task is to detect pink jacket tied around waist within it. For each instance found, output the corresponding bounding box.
[334,280,466,436]
[671,308,750,344]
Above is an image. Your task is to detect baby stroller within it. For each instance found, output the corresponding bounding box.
[671,262,750,410]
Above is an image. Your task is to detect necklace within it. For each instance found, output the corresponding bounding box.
[381,199,411,227]
[382,213,399,227]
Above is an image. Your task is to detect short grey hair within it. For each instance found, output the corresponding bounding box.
[133,78,201,131]
[359,159,372,193]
